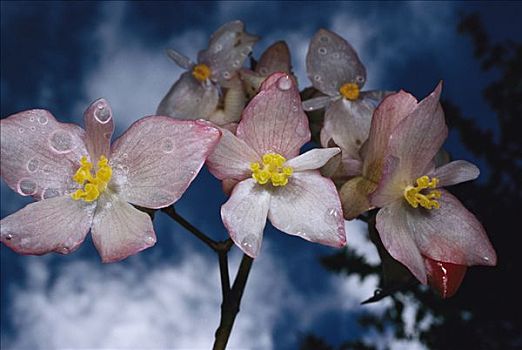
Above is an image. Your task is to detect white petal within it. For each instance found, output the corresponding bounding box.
[302,95,334,111]
[430,160,480,187]
[166,48,194,70]
[221,179,270,258]
[285,148,340,172]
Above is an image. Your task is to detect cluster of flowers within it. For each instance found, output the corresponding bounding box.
[0,21,496,297]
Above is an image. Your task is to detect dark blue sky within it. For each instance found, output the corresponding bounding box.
[1,2,521,349]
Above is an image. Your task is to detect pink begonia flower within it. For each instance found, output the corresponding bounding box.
[206,72,346,257]
[0,99,220,262]
[157,20,259,124]
[303,29,389,176]
[240,40,293,97]
[363,83,497,284]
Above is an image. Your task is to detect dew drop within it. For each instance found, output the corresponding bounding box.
[314,74,322,82]
[318,47,327,55]
[49,130,73,153]
[27,158,39,172]
[325,207,341,224]
[29,116,35,122]
[18,179,37,196]
[103,132,111,140]
[374,288,383,296]
[222,71,231,80]
[356,75,365,84]
[145,236,155,244]
[291,105,298,112]
[232,60,241,68]
[332,52,340,59]
[37,114,48,125]
[277,75,292,91]
[122,153,128,159]
[5,233,13,241]
[18,128,24,134]
[60,246,71,254]
[214,44,223,53]
[161,138,175,153]
[42,188,61,199]
[241,234,259,252]
[319,35,329,43]
[30,126,36,131]
[41,165,51,175]
[94,103,111,123]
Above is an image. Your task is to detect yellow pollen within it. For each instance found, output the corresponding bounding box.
[71,155,112,202]
[404,176,441,209]
[192,63,212,82]
[339,82,360,101]
[250,153,293,187]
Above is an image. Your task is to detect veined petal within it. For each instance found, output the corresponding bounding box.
[339,176,377,220]
[285,148,340,172]
[387,82,447,180]
[166,48,194,70]
[369,155,406,208]
[302,95,334,112]
[306,28,366,96]
[408,189,497,266]
[268,171,346,248]
[430,160,480,187]
[363,90,418,180]
[1,109,88,200]
[91,195,156,263]
[376,200,427,284]
[209,76,245,125]
[84,98,114,163]
[236,72,310,159]
[0,196,94,255]
[221,178,270,258]
[156,71,219,120]
[206,128,260,181]
[256,41,292,75]
[198,20,259,85]
[110,117,220,209]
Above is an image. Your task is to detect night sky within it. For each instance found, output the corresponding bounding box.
[1,2,521,349]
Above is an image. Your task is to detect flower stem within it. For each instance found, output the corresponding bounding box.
[213,254,254,350]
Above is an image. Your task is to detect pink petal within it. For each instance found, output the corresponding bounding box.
[369,155,405,208]
[166,48,194,70]
[84,98,114,163]
[221,178,271,258]
[236,72,310,159]
[341,157,363,177]
[376,200,427,284]
[306,29,366,96]
[387,82,447,180]
[256,41,292,75]
[110,117,220,209]
[430,160,480,187]
[363,90,418,181]
[409,189,497,266]
[1,109,88,200]
[339,176,377,220]
[91,195,156,263]
[268,171,346,248]
[285,148,340,172]
[156,71,219,120]
[206,128,260,181]
[198,20,259,85]
[0,196,94,255]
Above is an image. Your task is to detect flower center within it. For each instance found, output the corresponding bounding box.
[192,63,212,82]
[71,155,112,202]
[250,153,293,187]
[404,176,441,209]
[339,82,360,101]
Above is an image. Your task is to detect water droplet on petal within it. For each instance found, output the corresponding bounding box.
[319,35,329,43]
[277,75,292,91]
[37,114,48,125]
[49,130,73,153]
[214,44,223,53]
[318,47,327,55]
[42,188,61,199]
[103,132,111,140]
[18,179,37,196]
[27,158,39,172]
[222,71,231,80]
[5,234,13,241]
[122,153,128,159]
[374,288,383,296]
[30,126,36,131]
[161,138,175,153]
[29,116,35,122]
[18,128,24,134]
[314,74,322,82]
[232,60,241,68]
[325,207,341,224]
[94,102,111,123]
[41,165,51,175]
[332,52,340,59]
[145,236,155,244]
[60,246,71,254]
[356,75,365,84]
[241,234,259,253]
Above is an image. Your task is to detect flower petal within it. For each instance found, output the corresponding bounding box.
[221,179,270,258]
[156,71,219,120]
[306,29,366,96]
[91,195,156,263]
[430,160,480,187]
[1,109,88,200]
[236,72,310,159]
[387,82,447,180]
[285,148,340,172]
[84,98,114,163]
[256,41,292,75]
[268,171,346,248]
[424,256,467,298]
[339,176,377,220]
[110,117,220,209]
[369,155,405,208]
[166,48,194,70]
[408,189,497,266]
[0,196,94,255]
[198,20,259,85]
[376,200,427,284]
[302,95,334,112]
[206,128,260,181]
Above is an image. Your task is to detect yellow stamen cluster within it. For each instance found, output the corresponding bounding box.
[192,63,212,82]
[339,82,360,101]
[71,156,112,202]
[404,176,442,209]
[250,153,293,187]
